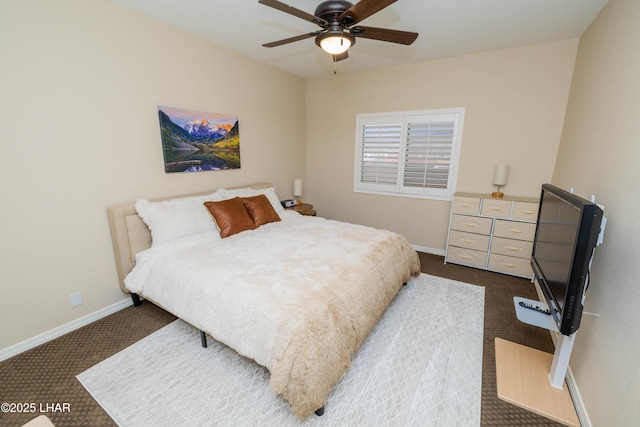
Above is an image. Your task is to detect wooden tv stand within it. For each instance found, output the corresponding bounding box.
[495,297,580,426]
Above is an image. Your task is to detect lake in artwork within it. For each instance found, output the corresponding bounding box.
[158,106,240,173]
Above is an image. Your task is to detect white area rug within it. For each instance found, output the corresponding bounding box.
[78,274,484,426]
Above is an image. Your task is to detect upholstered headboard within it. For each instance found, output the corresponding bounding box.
[107,182,274,293]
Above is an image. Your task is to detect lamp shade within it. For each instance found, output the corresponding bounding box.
[320,35,351,54]
[293,179,303,197]
[493,164,509,186]
[315,31,355,55]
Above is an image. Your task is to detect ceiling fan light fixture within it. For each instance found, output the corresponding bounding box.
[321,36,350,54]
[316,32,354,55]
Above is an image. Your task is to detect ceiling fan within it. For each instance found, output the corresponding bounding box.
[259,0,418,65]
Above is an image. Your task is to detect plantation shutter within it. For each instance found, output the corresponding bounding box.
[359,121,402,186]
[354,109,464,200]
[403,118,455,189]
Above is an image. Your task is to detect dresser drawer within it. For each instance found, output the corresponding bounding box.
[450,214,492,235]
[447,246,487,268]
[448,230,490,252]
[481,199,512,218]
[490,236,533,259]
[488,253,533,277]
[452,196,481,215]
[493,220,536,241]
[512,201,539,222]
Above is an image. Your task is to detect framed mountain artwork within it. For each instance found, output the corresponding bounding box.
[158,106,240,173]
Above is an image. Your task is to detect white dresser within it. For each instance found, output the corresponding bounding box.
[445,192,539,278]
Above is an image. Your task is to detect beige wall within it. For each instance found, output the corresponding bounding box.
[4,3,635,423]
[305,40,578,252]
[551,0,640,425]
[0,0,306,350]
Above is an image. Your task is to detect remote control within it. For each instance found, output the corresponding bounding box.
[519,301,551,315]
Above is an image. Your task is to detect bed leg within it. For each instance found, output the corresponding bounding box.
[314,406,325,416]
[200,331,208,348]
[130,293,142,306]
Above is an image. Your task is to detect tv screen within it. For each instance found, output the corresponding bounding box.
[531,184,603,336]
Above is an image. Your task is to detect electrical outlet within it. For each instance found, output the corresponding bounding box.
[70,292,83,307]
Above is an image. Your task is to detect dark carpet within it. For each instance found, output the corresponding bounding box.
[0,253,562,426]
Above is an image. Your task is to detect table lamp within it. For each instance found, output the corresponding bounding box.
[492,164,509,198]
[293,179,302,205]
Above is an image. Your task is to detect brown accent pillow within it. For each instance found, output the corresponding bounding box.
[204,197,255,238]
[241,194,281,227]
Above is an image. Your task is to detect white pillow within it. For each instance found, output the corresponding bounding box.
[215,186,285,214]
[135,193,222,246]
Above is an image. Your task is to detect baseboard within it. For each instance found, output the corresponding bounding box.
[0,298,132,363]
[544,332,591,427]
[531,279,591,427]
[412,244,445,256]
[565,366,591,427]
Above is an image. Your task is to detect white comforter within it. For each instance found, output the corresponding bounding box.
[125,211,420,418]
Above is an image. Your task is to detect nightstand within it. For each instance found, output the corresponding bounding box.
[286,203,316,216]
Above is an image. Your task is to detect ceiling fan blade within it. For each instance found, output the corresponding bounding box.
[333,51,349,62]
[258,0,327,26]
[340,0,398,25]
[262,31,322,48]
[352,26,418,45]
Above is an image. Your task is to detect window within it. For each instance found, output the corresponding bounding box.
[354,108,465,200]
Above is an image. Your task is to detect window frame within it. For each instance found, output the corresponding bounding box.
[353,108,465,201]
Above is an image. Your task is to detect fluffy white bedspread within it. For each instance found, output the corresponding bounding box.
[125,211,420,419]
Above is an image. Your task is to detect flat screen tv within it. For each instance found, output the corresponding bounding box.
[531,184,603,336]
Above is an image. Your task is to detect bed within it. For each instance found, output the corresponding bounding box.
[107,183,420,419]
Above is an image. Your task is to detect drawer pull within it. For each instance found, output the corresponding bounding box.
[460,203,472,207]
[461,239,476,243]
[508,229,524,233]
[505,246,522,251]
[489,207,504,211]
[460,255,473,260]
[502,263,517,268]
[463,222,478,227]
[521,210,536,214]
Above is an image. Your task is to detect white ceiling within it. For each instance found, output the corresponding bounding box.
[108,0,609,79]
